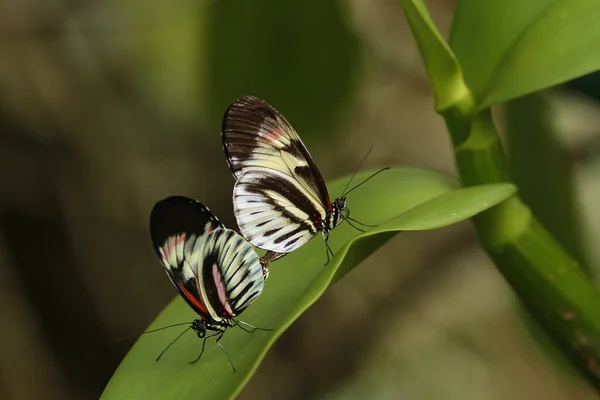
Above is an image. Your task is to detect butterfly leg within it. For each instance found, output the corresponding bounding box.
[322,232,335,265]
[155,325,193,362]
[215,332,236,373]
[189,331,220,363]
[345,218,367,233]
[347,216,378,228]
[341,208,375,232]
[236,320,273,333]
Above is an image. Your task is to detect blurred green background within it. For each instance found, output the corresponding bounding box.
[2,0,600,399]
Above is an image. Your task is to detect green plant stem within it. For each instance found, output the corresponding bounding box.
[449,80,600,392]
[398,0,600,389]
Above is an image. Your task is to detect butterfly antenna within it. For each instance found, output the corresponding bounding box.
[343,167,390,197]
[156,325,193,361]
[340,145,374,197]
[143,322,192,335]
[115,322,192,341]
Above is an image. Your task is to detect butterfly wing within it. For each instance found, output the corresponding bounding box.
[233,168,321,253]
[150,196,264,322]
[222,96,332,252]
[200,228,264,317]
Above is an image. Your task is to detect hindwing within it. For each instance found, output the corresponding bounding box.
[233,168,327,253]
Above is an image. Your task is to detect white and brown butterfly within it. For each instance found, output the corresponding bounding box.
[222,95,387,265]
[149,196,268,371]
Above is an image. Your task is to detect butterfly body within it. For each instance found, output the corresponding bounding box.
[190,318,230,338]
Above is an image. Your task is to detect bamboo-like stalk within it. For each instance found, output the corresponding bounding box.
[398,0,600,389]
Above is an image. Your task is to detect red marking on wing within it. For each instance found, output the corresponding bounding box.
[312,213,322,229]
[178,283,210,317]
[264,127,287,144]
[164,233,186,259]
[212,263,234,318]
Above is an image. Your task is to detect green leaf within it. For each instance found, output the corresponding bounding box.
[450,0,600,109]
[397,0,472,112]
[374,183,516,231]
[101,168,516,400]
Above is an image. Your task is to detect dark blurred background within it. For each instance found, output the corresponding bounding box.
[2,0,600,399]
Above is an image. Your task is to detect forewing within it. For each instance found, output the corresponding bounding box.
[222,95,332,210]
[150,196,223,257]
[149,196,224,319]
[233,168,323,253]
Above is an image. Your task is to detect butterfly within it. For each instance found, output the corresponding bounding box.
[222,95,388,266]
[149,196,269,371]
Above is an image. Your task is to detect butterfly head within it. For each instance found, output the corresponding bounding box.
[192,318,230,338]
[191,319,207,338]
[331,196,348,228]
